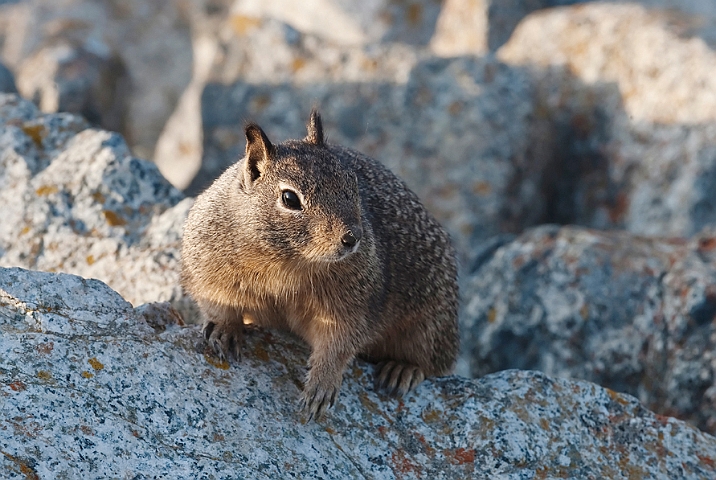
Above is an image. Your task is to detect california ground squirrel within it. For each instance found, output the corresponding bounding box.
[181,110,458,419]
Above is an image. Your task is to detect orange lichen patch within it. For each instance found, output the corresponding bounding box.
[88,357,104,371]
[448,101,462,116]
[359,393,380,414]
[377,425,387,437]
[451,447,476,464]
[251,94,271,112]
[324,427,336,435]
[86,255,95,265]
[391,450,418,476]
[361,58,378,72]
[697,454,716,469]
[91,191,106,203]
[35,185,58,196]
[22,124,45,147]
[698,237,716,251]
[540,417,550,430]
[204,354,230,370]
[253,345,269,362]
[36,342,53,355]
[36,370,52,381]
[608,192,629,223]
[487,307,497,324]
[291,57,307,73]
[606,388,629,406]
[9,381,26,392]
[20,226,31,235]
[103,210,127,226]
[212,432,225,442]
[405,3,422,25]
[473,181,492,196]
[422,408,441,423]
[230,15,261,35]
[80,425,93,435]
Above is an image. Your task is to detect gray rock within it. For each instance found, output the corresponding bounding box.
[0,93,189,316]
[2,265,716,479]
[461,225,716,434]
[480,0,716,52]
[0,61,17,93]
[0,0,195,160]
[230,0,442,46]
[16,35,129,134]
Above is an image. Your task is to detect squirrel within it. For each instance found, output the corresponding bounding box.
[181,109,459,420]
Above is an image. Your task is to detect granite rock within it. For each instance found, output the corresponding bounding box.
[461,225,716,434]
[16,34,129,134]
[497,4,716,237]
[0,93,190,315]
[0,0,195,160]
[230,0,443,46]
[2,265,716,479]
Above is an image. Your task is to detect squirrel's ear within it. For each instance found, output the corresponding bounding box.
[305,108,324,146]
[244,123,274,185]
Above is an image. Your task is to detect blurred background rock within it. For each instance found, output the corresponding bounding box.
[2,0,716,434]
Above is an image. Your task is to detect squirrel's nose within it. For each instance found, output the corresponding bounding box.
[341,227,362,248]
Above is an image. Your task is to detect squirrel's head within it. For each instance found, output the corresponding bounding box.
[238,109,364,264]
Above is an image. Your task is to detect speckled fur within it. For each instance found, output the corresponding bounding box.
[181,110,458,419]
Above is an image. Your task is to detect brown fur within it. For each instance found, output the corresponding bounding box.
[181,110,459,419]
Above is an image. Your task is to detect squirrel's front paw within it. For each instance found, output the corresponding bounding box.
[202,320,243,361]
[300,376,341,421]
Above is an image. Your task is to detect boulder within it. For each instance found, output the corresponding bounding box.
[15,35,129,135]
[0,0,195,160]
[230,0,442,46]
[498,3,716,237]
[0,93,190,315]
[2,265,716,478]
[461,225,716,434]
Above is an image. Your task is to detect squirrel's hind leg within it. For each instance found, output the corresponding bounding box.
[374,361,425,396]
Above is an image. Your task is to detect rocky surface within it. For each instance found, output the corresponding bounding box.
[497,3,716,238]
[461,225,716,434]
[2,266,716,479]
[0,0,197,160]
[0,93,191,316]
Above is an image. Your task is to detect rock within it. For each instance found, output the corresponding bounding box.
[0,93,190,316]
[0,61,17,93]
[429,0,489,56]
[0,0,195,160]
[496,4,716,237]
[498,3,716,125]
[461,225,716,434]
[2,266,716,478]
[472,0,716,52]
[230,0,442,46]
[16,34,129,134]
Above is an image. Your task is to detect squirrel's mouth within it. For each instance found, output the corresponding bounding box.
[303,241,360,263]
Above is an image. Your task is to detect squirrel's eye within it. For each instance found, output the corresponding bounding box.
[281,190,302,210]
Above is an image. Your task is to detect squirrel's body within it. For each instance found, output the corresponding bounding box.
[181,111,458,418]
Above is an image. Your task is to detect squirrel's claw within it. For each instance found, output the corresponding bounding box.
[375,361,425,396]
[202,320,243,362]
[301,380,339,422]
